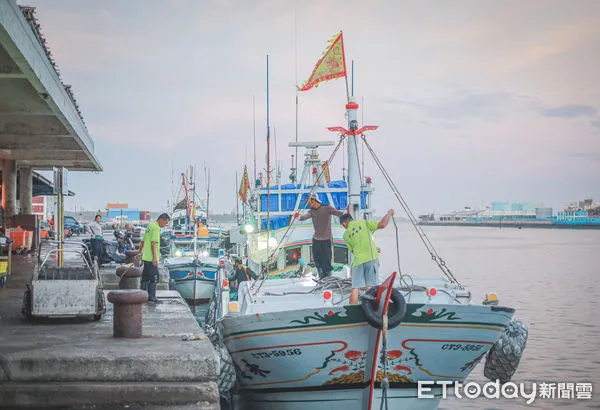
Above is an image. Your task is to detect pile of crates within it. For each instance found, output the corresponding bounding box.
[8,226,33,254]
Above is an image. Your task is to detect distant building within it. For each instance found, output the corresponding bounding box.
[107,208,140,223]
[106,202,129,210]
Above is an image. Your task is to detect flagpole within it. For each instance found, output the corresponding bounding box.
[341,31,350,103]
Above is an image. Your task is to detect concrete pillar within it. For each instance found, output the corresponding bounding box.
[19,166,33,215]
[2,159,17,219]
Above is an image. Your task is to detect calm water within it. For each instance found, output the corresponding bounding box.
[194,223,600,409]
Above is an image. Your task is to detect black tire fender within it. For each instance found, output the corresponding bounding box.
[361,286,407,330]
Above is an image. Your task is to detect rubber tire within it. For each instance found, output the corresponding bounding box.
[361,286,407,330]
[484,318,528,383]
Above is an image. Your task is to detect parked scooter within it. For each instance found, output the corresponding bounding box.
[113,229,135,254]
[82,237,126,266]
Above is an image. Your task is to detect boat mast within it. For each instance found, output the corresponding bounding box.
[253,96,257,184]
[346,99,361,220]
[266,54,271,273]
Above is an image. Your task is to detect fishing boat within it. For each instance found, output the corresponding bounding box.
[211,33,528,410]
[240,140,374,280]
[164,167,225,304]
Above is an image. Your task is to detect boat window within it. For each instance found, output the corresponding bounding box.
[333,246,348,264]
[285,247,301,266]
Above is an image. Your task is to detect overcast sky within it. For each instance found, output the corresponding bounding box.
[23,0,600,216]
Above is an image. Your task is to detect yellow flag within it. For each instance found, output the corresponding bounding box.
[300,32,347,91]
[238,166,251,203]
[322,161,331,183]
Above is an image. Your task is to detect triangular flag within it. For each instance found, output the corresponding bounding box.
[300,32,347,91]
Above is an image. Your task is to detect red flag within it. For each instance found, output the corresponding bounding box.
[300,32,347,91]
[238,166,251,203]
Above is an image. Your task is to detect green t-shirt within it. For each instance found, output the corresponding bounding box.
[343,220,379,267]
[142,221,161,262]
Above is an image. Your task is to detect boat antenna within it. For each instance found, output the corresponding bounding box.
[204,166,211,225]
[342,31,350,103]
[351,60,354,97]
[294,5,299,176]
[266,54,271,275]
[253,95,257,184]
[361,96,365,179]
[235,171,240,225]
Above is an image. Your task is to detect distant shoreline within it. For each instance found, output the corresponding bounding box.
[418,221,600,230]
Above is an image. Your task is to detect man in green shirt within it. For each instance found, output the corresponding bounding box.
[340,209,394,304]
[138,213,170,303]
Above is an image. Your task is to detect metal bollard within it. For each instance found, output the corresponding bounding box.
[125,250,141,265]
[107,290,148,338]
[116,265,143,290]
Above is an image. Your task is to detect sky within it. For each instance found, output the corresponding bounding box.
[22,0,600,216]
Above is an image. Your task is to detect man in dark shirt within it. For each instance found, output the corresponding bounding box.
[230,258,257,287]
[296,193,344,279]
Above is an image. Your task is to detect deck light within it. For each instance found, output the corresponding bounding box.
[428,288,437,297]
[244,224,255,233]
[323,291,332,300]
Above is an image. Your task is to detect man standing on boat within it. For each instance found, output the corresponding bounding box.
[138,213,170,303]
[340,209,394,304]
[230,258,258,288]
[295,193,344,279]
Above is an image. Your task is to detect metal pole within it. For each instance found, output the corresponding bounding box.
[235,171,240,224]
[253,96,257,184]
[266,54,271,274]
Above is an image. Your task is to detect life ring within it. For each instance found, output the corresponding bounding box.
[484,318,528,383]
[361,286,407,329]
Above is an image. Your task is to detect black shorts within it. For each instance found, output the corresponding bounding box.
[142,261,159,283]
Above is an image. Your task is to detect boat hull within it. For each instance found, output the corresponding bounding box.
[169,269,216,304]
[220,303,513,409]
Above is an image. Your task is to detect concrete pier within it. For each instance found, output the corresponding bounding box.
[0,255,220,409]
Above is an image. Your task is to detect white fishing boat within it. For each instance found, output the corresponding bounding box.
[240,140,374,281]
[212,34,527,409]
[165,167,225,304]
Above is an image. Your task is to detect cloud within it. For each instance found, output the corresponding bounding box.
[591,118,600,129]
[540,104,598,118]
[383,89,522,130]
[568,152,600,163]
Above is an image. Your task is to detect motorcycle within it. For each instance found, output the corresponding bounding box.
[113,229,135,254]
[82,237,126,266]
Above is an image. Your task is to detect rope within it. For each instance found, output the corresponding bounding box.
[360,135,462,287]
[250,135,347,296]
[379,313,389,410]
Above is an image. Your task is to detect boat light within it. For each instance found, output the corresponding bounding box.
[229,301,239,312]
[366,177,372,183]
[323,291,332,300]
[312,167,317,174]
[202,250,209,257]
[427,288,437,297]
[483,293,499,305]
[219,259,225,265]
[175,250,183,257]
[244,224,255,233]
[222,280,229,288]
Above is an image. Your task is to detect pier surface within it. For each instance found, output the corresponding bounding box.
[0,255,220,409]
